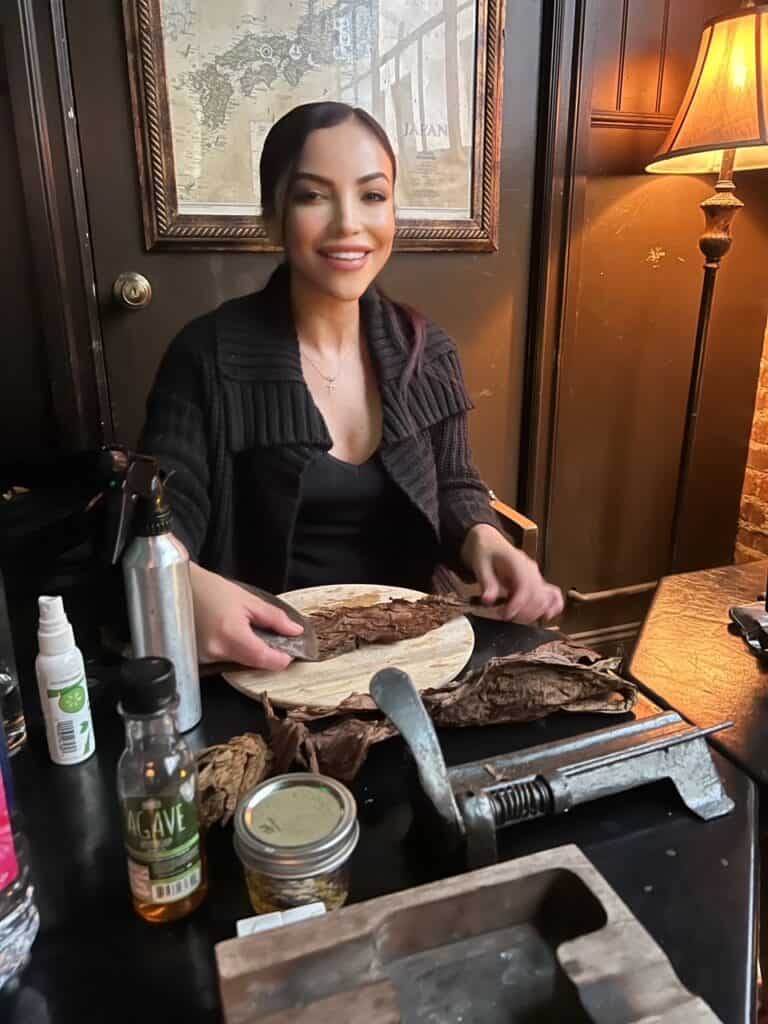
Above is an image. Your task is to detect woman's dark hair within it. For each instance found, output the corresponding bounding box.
[260,102,426,386]
[260,102,394,222]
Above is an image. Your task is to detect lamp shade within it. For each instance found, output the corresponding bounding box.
[646,4,768,174]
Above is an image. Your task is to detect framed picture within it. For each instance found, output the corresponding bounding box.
[124,0,505,252]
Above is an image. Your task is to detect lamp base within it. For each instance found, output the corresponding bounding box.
[699,172,744,268]
[669,154,743,571]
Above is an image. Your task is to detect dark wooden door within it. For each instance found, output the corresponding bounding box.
[61,0,544,506]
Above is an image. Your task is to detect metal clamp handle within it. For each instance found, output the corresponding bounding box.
[370,668,464,845]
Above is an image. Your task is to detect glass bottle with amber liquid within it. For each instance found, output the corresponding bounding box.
[117,656,206,923]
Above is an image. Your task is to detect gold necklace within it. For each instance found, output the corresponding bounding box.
[299,338,349,393]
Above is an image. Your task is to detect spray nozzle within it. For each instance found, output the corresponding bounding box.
[102,453,173,561]
[38,595,66,626]
[135,472,173,538]
[37,594,75,655]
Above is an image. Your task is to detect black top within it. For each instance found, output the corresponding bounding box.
[286,451,438,592]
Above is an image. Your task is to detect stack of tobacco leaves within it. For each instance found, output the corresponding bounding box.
[197,641,637,824]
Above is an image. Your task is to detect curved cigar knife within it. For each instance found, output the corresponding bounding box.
[236,581,320,661]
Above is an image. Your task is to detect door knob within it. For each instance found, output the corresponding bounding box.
[113,271,152,309]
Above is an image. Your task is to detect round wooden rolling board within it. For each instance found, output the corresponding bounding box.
[222,583,475,710]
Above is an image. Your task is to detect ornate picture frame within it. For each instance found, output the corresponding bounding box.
[123,0,505,252]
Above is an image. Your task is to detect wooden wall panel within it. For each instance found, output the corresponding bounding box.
[590,0,725,131]
[660,0,717,116]
[3,0,106,449]
[590,0,625,112]
[0,33,54,450]
[621,0,668,114]
[541,0,768,634]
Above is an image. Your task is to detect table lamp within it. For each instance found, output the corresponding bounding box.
[646,0,768,569]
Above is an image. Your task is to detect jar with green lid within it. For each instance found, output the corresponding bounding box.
[233,773,359,914]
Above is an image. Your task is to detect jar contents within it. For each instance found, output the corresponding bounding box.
[117,657,207,924]
[244,862,350,914]
[234,773,359,915]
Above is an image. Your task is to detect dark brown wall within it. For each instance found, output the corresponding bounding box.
[0,33,53,450]
[544,0,768,613]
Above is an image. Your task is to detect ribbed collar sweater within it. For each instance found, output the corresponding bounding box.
[140,264,499,591]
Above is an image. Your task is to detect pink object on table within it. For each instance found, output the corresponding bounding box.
[0,767,19,891]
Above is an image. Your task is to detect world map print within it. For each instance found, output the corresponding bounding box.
[160,0,476,218]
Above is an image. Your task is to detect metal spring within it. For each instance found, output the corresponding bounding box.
[489,778,554,827]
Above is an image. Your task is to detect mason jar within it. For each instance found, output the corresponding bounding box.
[233,773,359,914]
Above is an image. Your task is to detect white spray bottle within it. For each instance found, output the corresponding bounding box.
[35,596,95,765]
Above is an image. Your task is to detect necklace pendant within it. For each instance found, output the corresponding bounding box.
[326,380,336,393]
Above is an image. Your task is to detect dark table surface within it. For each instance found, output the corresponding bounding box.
[0,620,758,1024]
[630,560,768,788]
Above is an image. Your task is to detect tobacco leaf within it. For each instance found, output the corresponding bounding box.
[310,718,398,782]
[310,595,464,660]
[196,732,272,829]
[281,691,379,721]
[263,693,320,776]
[422,642,636,726]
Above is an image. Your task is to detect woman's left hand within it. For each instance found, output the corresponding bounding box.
[460,524,564,624]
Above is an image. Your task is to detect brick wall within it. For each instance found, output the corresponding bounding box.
[736,325,768,561]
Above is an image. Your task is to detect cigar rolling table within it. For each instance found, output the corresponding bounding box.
[0,618,758,1024]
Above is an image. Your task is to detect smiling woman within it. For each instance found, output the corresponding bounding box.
[139,102,563,671]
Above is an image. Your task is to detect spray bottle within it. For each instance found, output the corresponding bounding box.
[121,472,201,733]
[35,596,95,765]
[1,447,202,735]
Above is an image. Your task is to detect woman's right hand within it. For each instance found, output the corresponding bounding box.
[189,563,303,671]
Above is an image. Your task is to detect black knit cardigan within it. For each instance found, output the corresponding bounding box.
[139,265,500,592]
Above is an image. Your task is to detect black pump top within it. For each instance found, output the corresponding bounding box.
[134,473,173,537]
[119,656,178,715]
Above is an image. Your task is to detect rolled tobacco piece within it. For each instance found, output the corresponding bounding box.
[197,732,272,829]
[311,594,465,660]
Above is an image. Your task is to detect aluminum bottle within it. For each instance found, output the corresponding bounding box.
[121,477,201,733]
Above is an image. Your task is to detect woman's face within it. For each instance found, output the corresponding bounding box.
[277,119,396,303]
